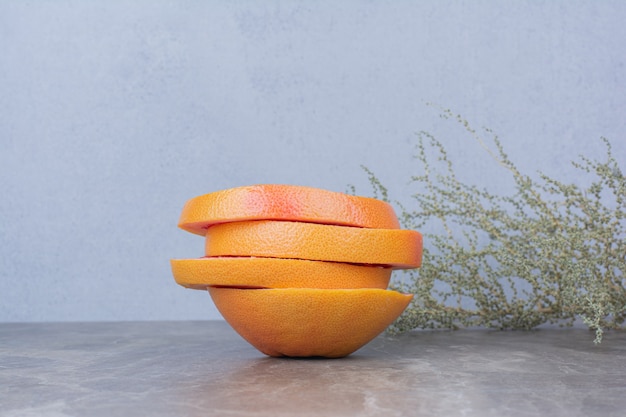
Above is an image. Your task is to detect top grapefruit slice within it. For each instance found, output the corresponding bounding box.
[178,184,400,235]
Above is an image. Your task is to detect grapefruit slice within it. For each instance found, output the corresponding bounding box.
[208,287,413,358]
[204,220,422,269]
[170,257,392,290]
[178,184,400,236]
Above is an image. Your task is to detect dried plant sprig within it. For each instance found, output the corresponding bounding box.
[363,110,625,343]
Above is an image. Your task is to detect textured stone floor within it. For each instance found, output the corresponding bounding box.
[1,321,624,417]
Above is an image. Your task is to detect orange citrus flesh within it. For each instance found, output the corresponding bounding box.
[178,184,401,236]
[204,220,423,269]
[170,257,392,290]
[208,287,413,358]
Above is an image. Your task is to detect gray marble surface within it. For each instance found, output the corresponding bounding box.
[1,321,625,417]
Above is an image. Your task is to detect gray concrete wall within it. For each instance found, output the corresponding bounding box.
[1,0,625,322]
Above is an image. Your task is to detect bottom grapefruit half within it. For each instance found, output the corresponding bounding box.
[208,287,413,358]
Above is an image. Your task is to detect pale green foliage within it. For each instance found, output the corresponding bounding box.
[363,110,625,343]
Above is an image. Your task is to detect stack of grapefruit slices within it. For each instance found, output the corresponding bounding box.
[170,184,422,358]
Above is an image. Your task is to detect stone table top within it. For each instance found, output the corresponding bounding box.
[1,321,625,417]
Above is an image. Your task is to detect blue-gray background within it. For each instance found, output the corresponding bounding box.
[1,1,624,322]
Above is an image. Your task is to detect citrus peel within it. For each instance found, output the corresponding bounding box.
[178,184,400,235]
[170,257,392,290]
[208,287,414,358]
[204,220,423,269]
